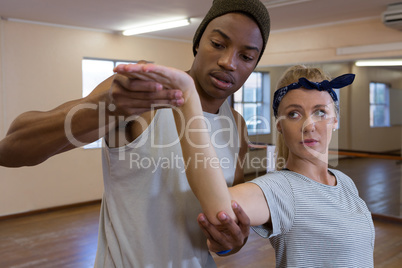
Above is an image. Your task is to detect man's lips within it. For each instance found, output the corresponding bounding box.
[210,71,235,89]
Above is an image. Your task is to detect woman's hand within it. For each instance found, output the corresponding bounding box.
[113,63,196,103]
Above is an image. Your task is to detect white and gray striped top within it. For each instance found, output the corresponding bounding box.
[250,169,375,268]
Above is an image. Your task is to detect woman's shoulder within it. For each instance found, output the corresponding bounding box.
[329,168,353,182]
[329,168,359,190]
[249,170,293,188]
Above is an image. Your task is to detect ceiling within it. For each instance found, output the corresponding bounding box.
[0,0,398,42]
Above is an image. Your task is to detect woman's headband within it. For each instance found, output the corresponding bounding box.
[272,73,355,117]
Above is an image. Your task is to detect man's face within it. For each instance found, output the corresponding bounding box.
[191,13,263,102]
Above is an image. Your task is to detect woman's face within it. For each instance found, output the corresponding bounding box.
[276,88,338,162]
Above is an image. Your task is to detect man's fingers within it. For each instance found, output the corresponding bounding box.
[115,63,193,91]
[231,201,250,235]
[197,214,215,241]
[114,63,168,85]
[214,211,244,242]
[114,74,163,92]
[116,88,182,101]
[197,214,232,252]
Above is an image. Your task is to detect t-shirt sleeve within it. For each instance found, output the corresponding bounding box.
[247,172,295,238]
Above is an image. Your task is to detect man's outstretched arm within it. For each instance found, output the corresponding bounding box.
[0,69,183,167]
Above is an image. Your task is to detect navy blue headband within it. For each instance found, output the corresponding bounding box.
[272,73,355,117]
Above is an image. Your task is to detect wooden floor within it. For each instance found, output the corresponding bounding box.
[333,157,402,218]
[0,202,401,268]
[1,156,401,267]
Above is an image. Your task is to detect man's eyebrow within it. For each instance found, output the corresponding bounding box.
[211,29,260,53]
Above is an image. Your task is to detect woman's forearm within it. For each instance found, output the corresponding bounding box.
[112,63,236,224]
[173,92,235,225]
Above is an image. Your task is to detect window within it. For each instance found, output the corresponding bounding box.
[370,82,390,127]
[334,88,340,129]
[82,58,137,149]
[233,72,270,135]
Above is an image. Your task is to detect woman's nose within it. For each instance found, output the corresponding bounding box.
[302,116,316,133]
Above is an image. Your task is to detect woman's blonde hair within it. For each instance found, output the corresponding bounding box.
[274,65,337,170]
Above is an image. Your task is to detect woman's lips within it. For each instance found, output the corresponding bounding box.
[301,139,318,146]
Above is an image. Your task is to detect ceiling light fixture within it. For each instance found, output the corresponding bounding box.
[355,59,402,67]
[122,18,191,36]
[263,0,313,8]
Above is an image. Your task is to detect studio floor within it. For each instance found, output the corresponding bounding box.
[0,202,401,268]
[1,156,401,267]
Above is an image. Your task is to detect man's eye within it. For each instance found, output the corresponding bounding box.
[241,54,254,62]
[211,41,224,49]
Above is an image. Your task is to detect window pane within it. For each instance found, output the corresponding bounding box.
[371,105,390,127]
[369,83,375,104]
[369,82,390,127]
[82,59,114,97]
[115,61,136,67]
[232,72,270,134]
[82,59,115,149]
[243,104,257,131]
[234,103,243,115]
[243,72,262,102]
[243,87,256,102]
[234,88,243,102]
[376,85,386,104]
[255,104,270,133]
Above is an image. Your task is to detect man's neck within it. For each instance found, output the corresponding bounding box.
[198,94,226,114]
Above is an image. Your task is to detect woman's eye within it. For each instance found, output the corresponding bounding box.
[288,111,300,119]
[314,110,326,118]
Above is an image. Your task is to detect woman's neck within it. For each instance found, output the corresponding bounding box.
[285,155,336,186]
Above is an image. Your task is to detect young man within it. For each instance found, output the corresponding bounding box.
[0,0,270,267]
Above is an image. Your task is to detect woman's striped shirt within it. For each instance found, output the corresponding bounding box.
[249,169,375,268]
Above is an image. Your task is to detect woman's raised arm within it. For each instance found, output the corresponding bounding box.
[114,63,270,226]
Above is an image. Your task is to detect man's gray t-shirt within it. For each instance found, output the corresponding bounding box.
[95,101,239,268]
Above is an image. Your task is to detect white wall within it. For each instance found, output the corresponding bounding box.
[0,20,193,216]
[1,17,402,216]
[350,65,402,152]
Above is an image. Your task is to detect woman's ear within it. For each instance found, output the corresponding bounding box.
[276,120,282,134]
[332,116,338,131]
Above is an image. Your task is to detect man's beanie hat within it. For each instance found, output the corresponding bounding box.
[192,0,270,63]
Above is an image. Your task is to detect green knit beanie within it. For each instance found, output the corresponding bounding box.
[193,0,270,63]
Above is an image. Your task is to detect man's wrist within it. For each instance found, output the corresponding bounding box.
[215,249,232,256]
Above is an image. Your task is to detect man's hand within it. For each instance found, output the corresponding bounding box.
[197,201,250,256]
[109,63,186,118]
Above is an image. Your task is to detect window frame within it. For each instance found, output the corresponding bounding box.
[369,81,391,128]
[230,71,271,135]
[82,57,137,149]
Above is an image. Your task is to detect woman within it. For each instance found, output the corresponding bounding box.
[115,64,375,267]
